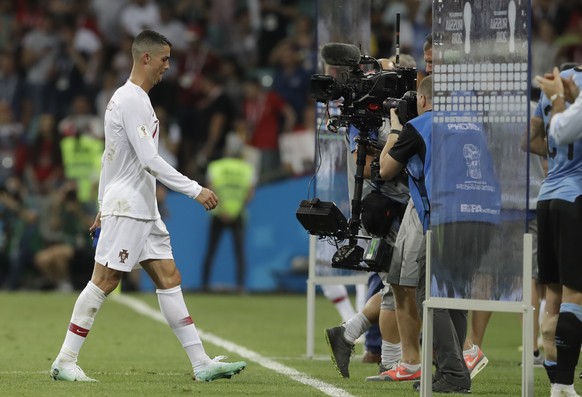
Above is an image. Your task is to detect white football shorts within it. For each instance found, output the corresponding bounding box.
[95,215,173,272]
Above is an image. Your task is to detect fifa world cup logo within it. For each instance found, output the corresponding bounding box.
[463,144,482,179]
[463,2,472,54]
[508,0,516,53]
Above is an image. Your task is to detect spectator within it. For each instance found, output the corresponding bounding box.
[90,0,128,50]
[270,39,311,128]
[154,3,188,61]
[241,76,295,183]
[0,176,41,290]
[217,55,245,114]
[15,113,63,193]
[229,8,259,71]
[0,101,25,185]
[176,26,222,107]
[34,183,93,292]
[53,21,103,119]
[206,0,237,53]
[531,19,559,88]
[110,34,134,85]
[256,0,295,67]
[20,12,60,116]
[555,8,582,66]
[0,51,30,123]
[0,0,19,53]
[119,0,160,38]
[532,0,571,37]
[288,14,316,73]
[178,72,236,181]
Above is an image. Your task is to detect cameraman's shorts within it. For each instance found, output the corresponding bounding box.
[383,200,425,288]
[95,215,173,272]
[380,283,395,310]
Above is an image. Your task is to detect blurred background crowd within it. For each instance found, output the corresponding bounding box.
[1,0,582,292]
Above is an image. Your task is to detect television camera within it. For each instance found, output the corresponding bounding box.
[296,37,417,273]
[310,43,418,131]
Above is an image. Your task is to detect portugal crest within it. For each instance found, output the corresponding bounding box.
[119,249,129,264]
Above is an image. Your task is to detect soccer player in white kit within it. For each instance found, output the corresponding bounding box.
[50,30,246,382]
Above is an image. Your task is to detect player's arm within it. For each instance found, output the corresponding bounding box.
[521,115,547,157]
[121,100,204,200]
[549,91,582,146]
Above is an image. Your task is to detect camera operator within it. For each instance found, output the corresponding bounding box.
[379,75,473,393]
[324,56,412,378]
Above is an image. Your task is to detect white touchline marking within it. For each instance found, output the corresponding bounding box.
[111,294,355,397]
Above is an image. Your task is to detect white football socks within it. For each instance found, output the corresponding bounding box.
[381,340,402,369]
[156,286,210,369]
[57,281,107,364]
[343,312,371,344]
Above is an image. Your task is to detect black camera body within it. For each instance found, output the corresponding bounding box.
[311,62,417,131]
[296,45,416,273]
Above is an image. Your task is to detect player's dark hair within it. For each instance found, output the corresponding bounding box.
[132,30,172,59]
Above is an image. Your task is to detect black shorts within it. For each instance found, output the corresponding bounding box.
[537,196,582,292]
[431,222,496,298]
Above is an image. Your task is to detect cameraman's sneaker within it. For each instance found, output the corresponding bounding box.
[50,361,97,382]
[377,362,396,374]
[324,326,354,378]
[365,362,421,382]
[193,356,247,382]
[463,345,488,379]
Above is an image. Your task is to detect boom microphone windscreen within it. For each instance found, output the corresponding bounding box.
[320,43,361,67]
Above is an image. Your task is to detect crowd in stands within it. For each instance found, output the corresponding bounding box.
[1,0,582,291]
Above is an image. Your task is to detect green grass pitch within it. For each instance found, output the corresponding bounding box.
[0,291,580,396]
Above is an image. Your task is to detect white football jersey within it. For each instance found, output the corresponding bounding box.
[99,80,201,220]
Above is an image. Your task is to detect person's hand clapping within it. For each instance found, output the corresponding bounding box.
[562,74,580,103]
[535,67,564,99]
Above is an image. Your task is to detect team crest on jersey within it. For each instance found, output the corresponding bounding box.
[119,249,129,264]
[137,125,149,138]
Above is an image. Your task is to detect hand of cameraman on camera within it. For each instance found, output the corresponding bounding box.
[377,108,405,181]
[389,108,403,132]
[385,108,403,149]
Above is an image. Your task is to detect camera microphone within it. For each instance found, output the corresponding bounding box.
[320,43,361,67]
